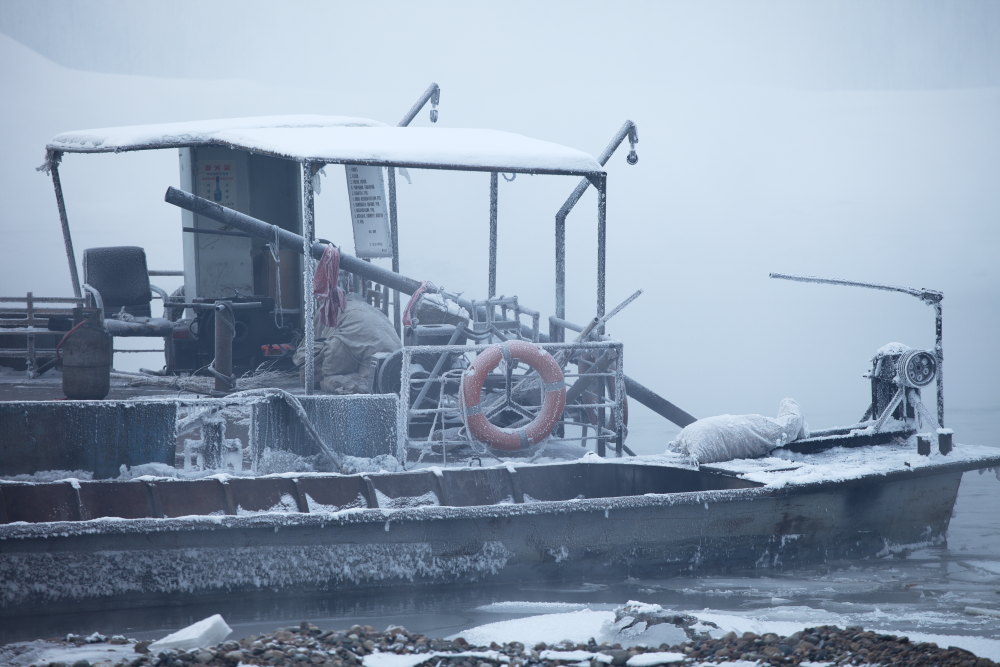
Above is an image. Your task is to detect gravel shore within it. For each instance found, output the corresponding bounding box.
[6,620,997,667]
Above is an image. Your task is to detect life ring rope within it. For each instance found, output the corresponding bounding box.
[460,340,567,451]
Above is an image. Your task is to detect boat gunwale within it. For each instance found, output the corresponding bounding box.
[2,450,997,540]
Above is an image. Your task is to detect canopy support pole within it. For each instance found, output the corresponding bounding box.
[301,161,318,395]
[388,167,401,335]
[489,172,498,298]
[553,121,637,339]
[595,173,607,322]
[49,155,82,298]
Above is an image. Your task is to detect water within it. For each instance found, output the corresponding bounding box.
[2,409,997,646]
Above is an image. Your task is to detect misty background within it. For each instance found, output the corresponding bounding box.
[1,0,998,447]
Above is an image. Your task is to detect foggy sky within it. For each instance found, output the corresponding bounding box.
[1,1,998,446]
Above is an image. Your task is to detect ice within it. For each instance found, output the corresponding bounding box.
[364,650,509,667]
[539,649,613,663]
[625,652,686,666]
[147,614,232,652]
[454,610,615,646]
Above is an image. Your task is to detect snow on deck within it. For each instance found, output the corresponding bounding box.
[698,441,1000,487]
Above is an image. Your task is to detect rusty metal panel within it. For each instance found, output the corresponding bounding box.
[1,482,80,523]
[0,400,176,479]
[295,475,370,512]
[226,477,302,514]
[78,480,154,520]
[439,468,515,507]
[366,471,440,509]
[150,479,229,518]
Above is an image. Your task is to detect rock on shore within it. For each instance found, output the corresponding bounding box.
[10,619,997,667]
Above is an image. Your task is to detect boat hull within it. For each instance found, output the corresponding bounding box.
[0,462,967,615]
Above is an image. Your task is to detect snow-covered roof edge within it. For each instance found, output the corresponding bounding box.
[43,118,604,177]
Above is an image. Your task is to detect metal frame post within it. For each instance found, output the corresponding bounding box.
[302,162,318,395]
[49,155,82,298]
[595,173,607,320]
[489,172,498,298]
[390,82,440,335]
[934,301,944,427]
[553,121,636,334]
[388,167,401,334]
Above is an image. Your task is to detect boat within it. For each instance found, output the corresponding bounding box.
[2,84,998,616]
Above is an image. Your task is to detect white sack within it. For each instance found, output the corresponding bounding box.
[667,398,808,465]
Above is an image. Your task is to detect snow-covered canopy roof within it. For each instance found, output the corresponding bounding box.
[47,115,603,176]
[47,115,385,152]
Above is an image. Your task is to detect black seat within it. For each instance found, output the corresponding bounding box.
[83,246,153,318]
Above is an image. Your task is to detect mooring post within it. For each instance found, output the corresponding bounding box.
[213,301,235,392]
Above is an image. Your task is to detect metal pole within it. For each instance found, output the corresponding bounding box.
[554,121,637,327]
[165,186,424,296]
[554,214,566,341]
[489,172,498,298]
[595,174,607,320]
[213,301,234,392]
[388,167,401,335]
[398,82,441,128]
[302,162,318,395]
[49,157,82,298]
[935,301,944,427]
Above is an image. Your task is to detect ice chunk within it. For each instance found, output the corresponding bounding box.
[148,614,232,652]
[625,651,686,666]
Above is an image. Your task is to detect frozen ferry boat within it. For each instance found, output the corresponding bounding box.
[1,86,998,615]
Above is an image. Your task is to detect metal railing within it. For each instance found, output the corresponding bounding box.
[0,293,84,376]
[395,340,626,464]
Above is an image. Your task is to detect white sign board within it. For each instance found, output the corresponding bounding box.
[345,165,393,259]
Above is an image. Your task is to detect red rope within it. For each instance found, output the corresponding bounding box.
[402,281,431,327]
[314,245,347,327]
[54,318,90,360]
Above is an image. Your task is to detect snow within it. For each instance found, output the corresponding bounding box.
[46,114,384,153]
[706,441,1000,487]
[625,652,686,666]
[476,601,591,614]
[454,610,614,647]
[0,640,138,666]
[148,614,232,651]
[364,650,509,667]
[540,649,613,663]
[454,605,1000,662]
[874,341,912,357]
[48,123,603,176]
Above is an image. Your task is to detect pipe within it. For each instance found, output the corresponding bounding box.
[166,187,697,428]
[165,187,423,296]
[398,82,441,127]
[50,157,82,298]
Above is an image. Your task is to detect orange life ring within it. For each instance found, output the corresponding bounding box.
[461,340,566,451]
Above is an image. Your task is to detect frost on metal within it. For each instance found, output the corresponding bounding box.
[0,400,176,479]
[0,539,513,607]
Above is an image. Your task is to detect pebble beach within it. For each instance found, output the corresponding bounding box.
[3,618,998,667]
